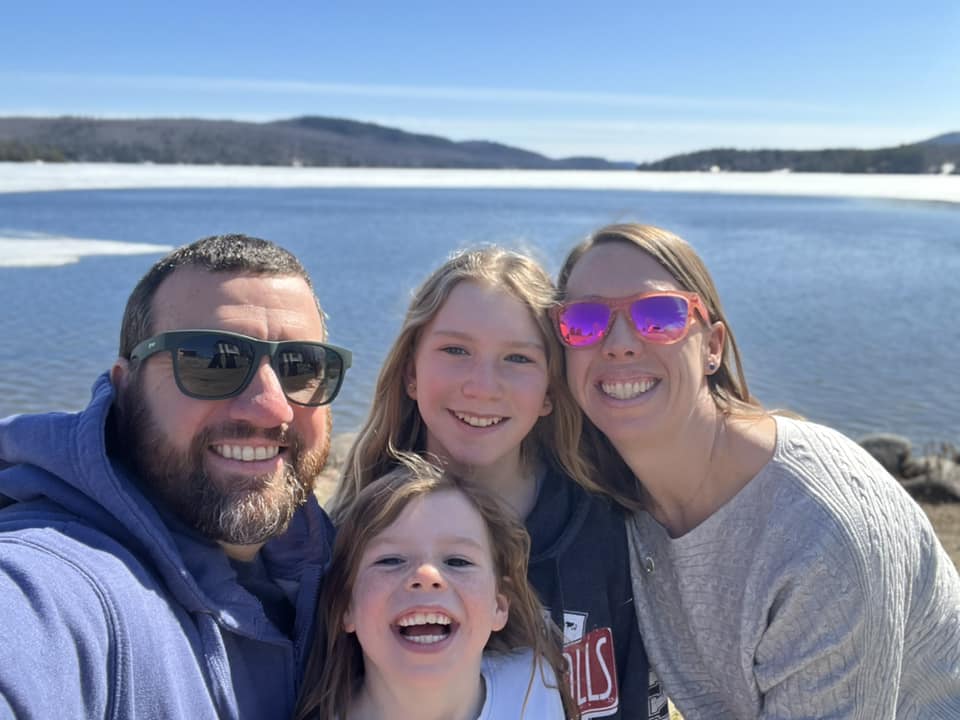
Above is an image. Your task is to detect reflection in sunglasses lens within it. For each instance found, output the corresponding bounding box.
[279,345,341,405]
[560,303,611,346]
[558,294,694,347]
[169,333,346,404]
[177,337,254,396]
[630,296,688,340]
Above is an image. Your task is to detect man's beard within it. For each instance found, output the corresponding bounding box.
[117,379,330,546]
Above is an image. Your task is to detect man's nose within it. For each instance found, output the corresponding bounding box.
[229,357,295,426]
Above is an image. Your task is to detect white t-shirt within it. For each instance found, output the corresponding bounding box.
[332,648,565,719]
[478,648,566,719]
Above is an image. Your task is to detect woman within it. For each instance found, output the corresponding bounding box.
[553,223,960,719]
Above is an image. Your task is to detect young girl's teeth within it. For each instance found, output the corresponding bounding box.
[214,445,280,461]
[406,634,447,644]
[454,412,504,428]
[397,612,452,627]
[396,611,453,644]
[601,379,657,400]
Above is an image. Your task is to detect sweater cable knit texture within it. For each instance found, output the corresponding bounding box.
[627,416,960,719]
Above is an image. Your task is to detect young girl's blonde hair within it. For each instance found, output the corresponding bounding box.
[295,453,578,719]
[329,245,600,522]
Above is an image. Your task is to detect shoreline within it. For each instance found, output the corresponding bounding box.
[1,162,959,204]
[317,434,960,567]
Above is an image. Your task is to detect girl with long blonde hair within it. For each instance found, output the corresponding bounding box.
[329,246,666,719]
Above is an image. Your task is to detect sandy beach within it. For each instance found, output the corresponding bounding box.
[1,162,959,204]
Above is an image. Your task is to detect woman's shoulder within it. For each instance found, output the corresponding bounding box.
[640,415,926,566]
[769,414,908,498]
[748,415,937,565]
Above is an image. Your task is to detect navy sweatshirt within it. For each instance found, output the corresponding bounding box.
[526,463,668,720]
[0,373,335,719]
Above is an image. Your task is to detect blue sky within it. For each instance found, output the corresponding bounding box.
[3,1,958,162]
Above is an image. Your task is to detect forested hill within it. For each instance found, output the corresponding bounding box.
[4,116,956,174]
[0,115,634,170]
[636,134,960,174]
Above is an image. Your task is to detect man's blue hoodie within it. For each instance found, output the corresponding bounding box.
[0,373,335,719]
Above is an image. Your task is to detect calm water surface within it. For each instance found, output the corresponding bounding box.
[0,186,957,447]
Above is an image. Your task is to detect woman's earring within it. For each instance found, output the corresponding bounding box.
[707,360,717,372]
[408,381,416,392]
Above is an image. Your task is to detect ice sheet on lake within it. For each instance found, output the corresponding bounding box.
[0,162,958,204]
[0,231,173,268]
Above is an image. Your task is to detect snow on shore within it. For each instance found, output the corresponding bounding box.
[1,162,959,204]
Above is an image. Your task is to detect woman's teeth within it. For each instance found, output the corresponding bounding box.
[601,379,657,400]
[213,444,280,461]
[454,412,504,428]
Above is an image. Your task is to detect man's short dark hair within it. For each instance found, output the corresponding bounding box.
[118,234,322,359]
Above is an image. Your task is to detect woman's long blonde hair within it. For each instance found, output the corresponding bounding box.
[329,245,601,522]
[557,223,765,510]
[295,454,578,719]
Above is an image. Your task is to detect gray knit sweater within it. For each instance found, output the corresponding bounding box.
[627,416,960,719]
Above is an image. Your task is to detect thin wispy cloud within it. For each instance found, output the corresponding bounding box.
[1,72,942,161]
[3,71,833,114]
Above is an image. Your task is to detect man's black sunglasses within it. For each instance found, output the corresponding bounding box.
[130,329,352,406]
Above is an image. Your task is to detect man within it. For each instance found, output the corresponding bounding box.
[0,234,352,718]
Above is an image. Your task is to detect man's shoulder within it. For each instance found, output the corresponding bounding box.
[0,518,220,720]
[1,525,172,680]
[0,508,165,608]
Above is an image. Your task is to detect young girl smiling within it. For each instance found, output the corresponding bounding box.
[295,454,572,719]
[330,247,666,719]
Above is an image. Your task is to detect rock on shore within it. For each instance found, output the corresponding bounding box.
[317,431,960,505]
[858,433,960,501]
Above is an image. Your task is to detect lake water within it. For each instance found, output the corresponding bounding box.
[1,186,958,448]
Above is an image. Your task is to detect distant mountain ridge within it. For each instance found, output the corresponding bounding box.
[1,116,956,174]
[0,115,634,170]
[637,133,960,174]
[926,132,960,146]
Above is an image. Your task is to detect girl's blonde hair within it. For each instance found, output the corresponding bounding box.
[329,245,601,521]
[295,454,577,719]
[557,223,765,510]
